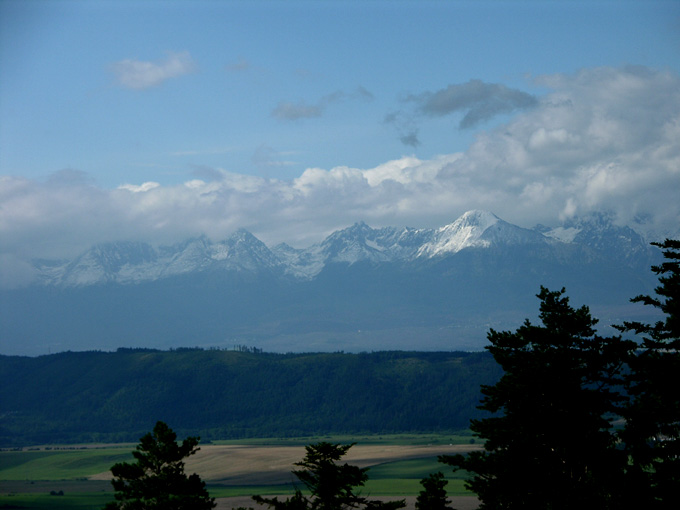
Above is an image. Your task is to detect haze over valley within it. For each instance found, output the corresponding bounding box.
[0,210,663,355]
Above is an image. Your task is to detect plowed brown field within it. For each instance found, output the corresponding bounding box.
[91,443,480,484]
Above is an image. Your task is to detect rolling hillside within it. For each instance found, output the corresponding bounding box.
[0,349,501,446]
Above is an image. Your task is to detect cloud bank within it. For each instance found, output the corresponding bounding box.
[111,51,197,89]
[2,67,679,285]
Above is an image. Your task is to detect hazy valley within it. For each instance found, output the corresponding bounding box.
[0,210,663,356]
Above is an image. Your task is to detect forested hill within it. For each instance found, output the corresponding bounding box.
[0,349,500,446]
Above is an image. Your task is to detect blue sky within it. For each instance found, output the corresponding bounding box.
[1,0,679,284]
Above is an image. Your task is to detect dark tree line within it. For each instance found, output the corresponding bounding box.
[440,239,680,509]
[0,349,500,446]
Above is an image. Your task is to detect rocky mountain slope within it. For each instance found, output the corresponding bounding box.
[31,210,655,286]
[1,211,663,355]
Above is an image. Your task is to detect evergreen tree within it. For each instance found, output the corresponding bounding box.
[415,472,451,510]
[254,442,404,510]
[104,421,215,510]
[441,287,627,509]
[616,239,680,509]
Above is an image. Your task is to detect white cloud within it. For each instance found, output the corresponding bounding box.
[118,182,160,193]
[1,66,679,279]
[111,51,196,89]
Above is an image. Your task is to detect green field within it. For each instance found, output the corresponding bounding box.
[365,457,470,496]
[0,448,134,480]
[0,436,474,509]
[0,491,113,510]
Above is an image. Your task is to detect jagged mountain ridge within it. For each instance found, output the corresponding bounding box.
[33,210,654,287]
[3,210,665,355]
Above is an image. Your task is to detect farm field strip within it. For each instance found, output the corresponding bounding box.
[2,441,479,483]
[174,443,479,484]
[1,439,480,509]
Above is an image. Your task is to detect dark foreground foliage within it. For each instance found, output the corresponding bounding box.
[104,421,215,510]
[0,350,501,446]
[441,239,680,510]
[442,287,628,509]
[415,472,452,510]
[615,239,680,509]
[253,442,404,510]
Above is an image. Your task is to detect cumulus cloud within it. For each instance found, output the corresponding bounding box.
[2,66,679,282]
[111,51,196,89]
[272,87,374,120]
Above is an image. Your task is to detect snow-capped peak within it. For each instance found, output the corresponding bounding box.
[319,221,393,264]
[416,210,501,257]
[29,211,656,288]
[458,209,501,228]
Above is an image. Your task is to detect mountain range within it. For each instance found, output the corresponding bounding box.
[30,210,655,286]
[0,210,665,355]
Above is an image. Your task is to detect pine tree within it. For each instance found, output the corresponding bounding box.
[616,239,680,509]
[441,287,627,509]
[104,421,215,510]
[415,472,452,510]
[254,442,404,510]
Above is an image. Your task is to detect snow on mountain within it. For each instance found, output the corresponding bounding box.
[210,229,282,271]
[158,236,213,277]
[32,210,657,287]
[271,222,396,279]
[274,221,437,279]
[416,210,546,258]
[9,210,667,356]
[318,222,396,264]
[416,210,498,257]
[46,241,160,286]
[271,243,325,279]
[540,212,652,268]
[541,226,581,243]
[38,230,283,286]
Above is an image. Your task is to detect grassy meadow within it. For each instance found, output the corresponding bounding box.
[0,435,477,509]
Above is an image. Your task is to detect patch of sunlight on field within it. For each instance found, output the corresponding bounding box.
[365,457,471,497]
[364,478,470,496]
[368,457,468,480]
